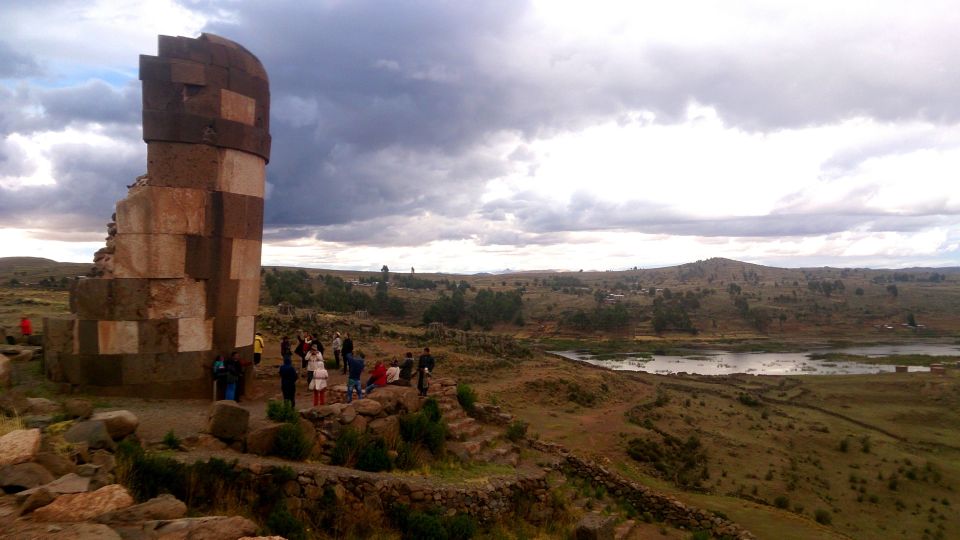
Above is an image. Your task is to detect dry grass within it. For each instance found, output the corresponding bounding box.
[0,413,25,436]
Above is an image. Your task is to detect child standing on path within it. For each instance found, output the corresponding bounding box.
[309,360,329,406]
[304,344,323,388]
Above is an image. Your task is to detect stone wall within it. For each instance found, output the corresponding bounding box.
[425,324,530,358]
[528,440,757,539]
[43,34,270,398]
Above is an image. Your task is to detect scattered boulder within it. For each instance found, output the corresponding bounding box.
[574,513,616,540]
[339,404,357,424]
[208,401,250,442]
[0,428,41,467]
[346,414,369,433]
[0,353,10,388]
[17,472,91,502]
[245,422,283,456]
[32,483,134,522]
[33,451,77,477]
[25,397,62,415]
[368,416,400,440]
[90,410,139,440]
[0,462,55,493]
[352,398,384,417]
[141,515,258,539]
[298,417,316,447]
[95,493,187,524]
[17,485,56,515]
[63,398,94,419]
[63,420,115,451]
[5,522,122,539]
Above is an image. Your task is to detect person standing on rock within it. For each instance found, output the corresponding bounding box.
[309,357,329,406]
[341,333,354,375]
[304,344,323,388]
[417,347,435,397]
[279,356,299,408]
[253,332,265,368]
[332,332,342,371]
[346,351,365,403]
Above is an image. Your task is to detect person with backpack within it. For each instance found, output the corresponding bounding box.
[212,354,227,400]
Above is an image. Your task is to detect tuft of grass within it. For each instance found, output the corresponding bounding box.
[0,413,25,437]
[266,400,299,423]
[274,422,312,460]
[162,430,182,451]
[505,420,528,443]
[456,383,477,413]
[814,508,832,525]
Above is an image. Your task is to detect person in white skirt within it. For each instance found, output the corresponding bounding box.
[309,355,329,406]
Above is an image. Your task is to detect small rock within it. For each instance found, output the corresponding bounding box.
[339,405,357,424]
[63,420,115,451]
[25,397,61,415]
[142,515,258,539]
[77,463,101,477]
[32,484,134,522]
[368,416,400,440]
[33,451,77,477]
[352,398,384,417]
[0,462,55,493]
[90,410,139,440]
[17,486,56,515]
[0,428,41,467]
[63,398,94,419]
[574,512,616,540]
[95,493,187,524]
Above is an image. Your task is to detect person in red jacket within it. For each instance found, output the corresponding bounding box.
[364,360,388,395]
[20,316,32,341]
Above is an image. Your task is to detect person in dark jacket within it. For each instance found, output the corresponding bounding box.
[341,333,354,375]
[224,352,242,401]
[395,352,415,386]
[279,356,299,408]
[417,347,435,397]
[346,351,365,403]
[280,336,292,364]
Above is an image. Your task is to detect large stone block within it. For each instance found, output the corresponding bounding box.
[71,278,112,319]
[207,191,264,240]
[178,318,213,352]
[170,59,206,85]
[116,186,207,235]
[146,142,219,190]
[234,316,254,348]
[77,320,100,355]
[216,148,264,197]
[113,233,187,279]
[228,239,262,280]
[82,354,124,386]
[234,279,260,317]
[147,279,206,319]
[120,352,204,385]
[157,36,212,64]
[43,317,77,355]
[137,319,178,354]
[110,279,152,320]
[220,89,256,126]
[98,321,139,355]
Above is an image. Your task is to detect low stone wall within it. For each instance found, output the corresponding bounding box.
[528,440,756,539]
[180,454,553,525]
[425,324,530,357]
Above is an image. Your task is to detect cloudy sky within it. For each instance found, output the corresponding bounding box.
[1,1,958,273]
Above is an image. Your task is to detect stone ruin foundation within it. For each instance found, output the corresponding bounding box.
[43,34,270,398]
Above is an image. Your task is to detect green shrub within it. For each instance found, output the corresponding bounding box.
[162,430,181,450]
[400,411,446,455]
[267,400,299,423]
[690,531,711,540]
[356,436,392,472]
[456,383,477,413]
[331,428,363,467]
[738,393,760,407]
[266,500,307,540]
[404,511,448,540]
[394,440,422,470]
[444,513,477,539]
[505,420,528,442]
[814,509,832,525]
[839,437,850,452]
[774,495,790,509]
[422,398,442,422]
[273,422,312,460]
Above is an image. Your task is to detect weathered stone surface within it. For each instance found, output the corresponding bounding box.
[142,515,258,539]
[339,404,357,424]
[0,353,10,388]
[6,522,123,539]
[33,483,134,522]
[368,416,400,441]
[95,493,187,524]
[245,422,282,456]
[0,428,41,467]
[116,186,207,235]
[112,233,188,279]
[574,513,616,540]
[207,400,250,441]
[346,414,368,433]
[352,398,384,417]
[25,397,61,415]
[217,149,265,197]
[29,472,92,497]
[97,320,140,354]
[0,462,55,492]
[63,398,94,419]
[17,485,56,515]
[177,317,213,352]
[64,420,115,451]
[33,452,77,477]
[90,410,140,440]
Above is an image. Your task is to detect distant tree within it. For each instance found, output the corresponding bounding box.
[886,284,899,298]
[855,287,864,296]
[779,312,787,331]
[907,313,917,327]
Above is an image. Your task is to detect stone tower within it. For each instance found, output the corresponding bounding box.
[43,34,270,398]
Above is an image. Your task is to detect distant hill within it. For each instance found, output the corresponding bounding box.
[0,257,91,285]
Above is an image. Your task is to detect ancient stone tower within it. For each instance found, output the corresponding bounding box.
[43,34,270,398]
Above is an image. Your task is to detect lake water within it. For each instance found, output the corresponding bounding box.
[551,343,960,376]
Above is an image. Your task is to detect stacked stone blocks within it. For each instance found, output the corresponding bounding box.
[44,34,270,398]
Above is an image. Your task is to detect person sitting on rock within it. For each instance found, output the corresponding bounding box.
[397,352,415,386]
[346,351,365,403]
[365,359,388,395]
[386,359,401,385]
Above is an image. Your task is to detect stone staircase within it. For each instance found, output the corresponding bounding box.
[432,379,520,466]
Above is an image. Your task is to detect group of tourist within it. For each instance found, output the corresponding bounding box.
[212,330,438,409]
